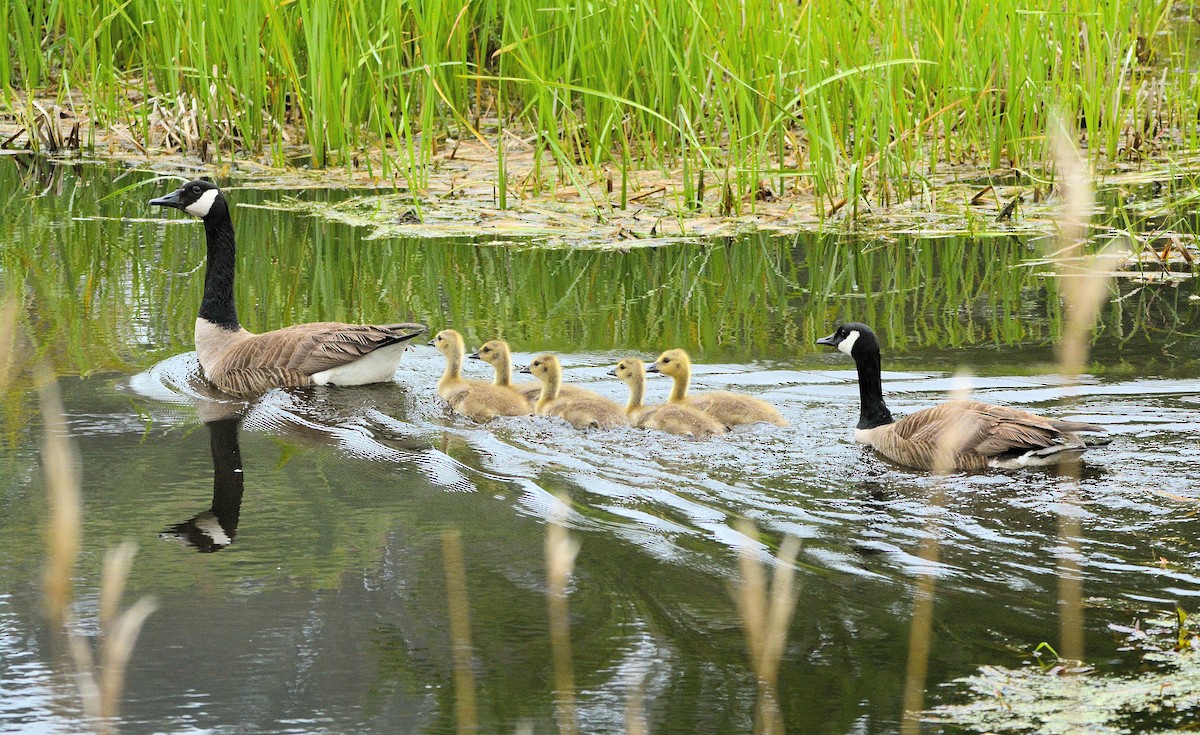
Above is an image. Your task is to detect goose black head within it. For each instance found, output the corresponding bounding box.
[149,179,227,220]
[816,322,879,359]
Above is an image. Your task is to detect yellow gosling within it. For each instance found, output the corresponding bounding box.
[523,354,629,430]
[609,358,726,437]
[429,329,531,423]
[470,339,585,405]
[648,349,788,428]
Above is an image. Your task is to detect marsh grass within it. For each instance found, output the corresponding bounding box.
[441,529,479,735]
[28,344,157,730]
[38,376,157,730]
[545,496,581,735]
[902,118,1118,730]
[900,372,974,735]
[1,0,1185,206]
[1048,117,1120,665]
[732,523,800,735]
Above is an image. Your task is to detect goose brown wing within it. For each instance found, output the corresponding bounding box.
[219,322,425,375]
[884,400,1092,470]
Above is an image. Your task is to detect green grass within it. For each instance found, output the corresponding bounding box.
[1,0,1186,205]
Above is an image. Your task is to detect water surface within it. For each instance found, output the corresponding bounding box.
[2,159,1199,734]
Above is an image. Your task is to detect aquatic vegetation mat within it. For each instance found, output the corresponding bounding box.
[928,614,1200,734]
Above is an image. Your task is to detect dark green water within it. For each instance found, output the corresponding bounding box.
[2,157,1200,734]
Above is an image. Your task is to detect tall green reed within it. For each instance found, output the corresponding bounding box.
[1,0,1181,204]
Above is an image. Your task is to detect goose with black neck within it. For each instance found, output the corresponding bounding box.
[817,322,1108,471]
[149,179,426,397]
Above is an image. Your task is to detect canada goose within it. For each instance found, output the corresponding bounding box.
[429,329,531,422]
[816,322,1108,471]
[609,358,726,437]
[469,339,587,405]
[648,349,788,428]
[149,179,425,397]
[521,354,629,429]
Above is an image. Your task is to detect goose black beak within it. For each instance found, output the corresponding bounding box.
[518,365,532,374]
[645,364,661,374]
[149,189,186,210]
[816,331,840,347]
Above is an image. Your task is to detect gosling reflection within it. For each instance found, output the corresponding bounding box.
[162,416,245,552]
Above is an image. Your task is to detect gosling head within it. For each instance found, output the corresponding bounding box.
[470,340,511,366]
[149,179,228,220]
[816,322,879,359]
[522,353,560,381]
[428,329,465,355]
[646,349,690,377]
[607,358,645,384]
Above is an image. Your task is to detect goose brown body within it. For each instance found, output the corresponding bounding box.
[524,354,628,429]
[431,329,531,422]
[610,358,726,437]
[858,399,1107,471]
[648,349,788,428]
[150,180,425,397]
[818,322,1107,471]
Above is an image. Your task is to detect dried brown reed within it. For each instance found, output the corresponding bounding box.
[35,361,157,731]
[900,373,973,735]
[1050,115,1118,664]
[732,521,800,735]
[441,529,479,734]
[546,496,581,735]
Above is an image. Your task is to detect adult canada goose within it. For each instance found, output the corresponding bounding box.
[609,358,726,437]
[429,329,531,422]
[648,349,788,428]
[149,179,425,397]
[469,339,587,405]
[521,354,629,429]
[816,322,1108,471]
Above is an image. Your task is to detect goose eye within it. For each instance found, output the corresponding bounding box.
[191,185,201,194]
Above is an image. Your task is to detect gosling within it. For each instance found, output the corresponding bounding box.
[429,329,530,422]
[609,358,726,437]
[522,354,629,430]
[648,349,788,428]
[470,339,587,406]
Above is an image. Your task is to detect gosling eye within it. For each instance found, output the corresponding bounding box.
[662,357,671,364]
[482,347,491,353]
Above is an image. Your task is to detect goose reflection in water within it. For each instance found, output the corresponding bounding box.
[162,407,247,553]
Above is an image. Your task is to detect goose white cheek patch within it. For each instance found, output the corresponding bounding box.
[185,189,219,217]
[837,330,860,356]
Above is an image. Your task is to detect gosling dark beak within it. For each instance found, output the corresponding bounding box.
[148,189,186,210]
[518,365,532,374]
[426,339,436,347]
[816,331,840,347]
[645,364,661,374]
[606,368,618,377]
[468,352,482,361]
